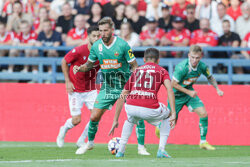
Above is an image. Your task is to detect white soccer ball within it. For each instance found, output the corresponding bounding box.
[108,137,121,155]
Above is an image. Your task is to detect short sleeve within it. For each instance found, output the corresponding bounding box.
[172,65,185,82]
[161,68,170,82]
[201,63,211,78]
[64,47,78,64]
[88,46,98,63]
[124,42,136,63]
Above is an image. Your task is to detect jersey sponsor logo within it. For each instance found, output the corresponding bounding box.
[128,49,134,59]
[99,44,103,52]
[100,59,122,69]
[83,56,86,60]
[183,77,198,85]
[72,49,76,53]
[114,51,119,57]
[206,68,210,76]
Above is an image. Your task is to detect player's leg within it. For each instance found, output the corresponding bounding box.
[187,96,215,150]
[57,92,83,147]
[76,90,98,147]
[136,120,150,155]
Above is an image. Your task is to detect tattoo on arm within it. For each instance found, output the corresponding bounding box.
[129,60,138,72]
[79,61,94,72]
[208,76,219,90]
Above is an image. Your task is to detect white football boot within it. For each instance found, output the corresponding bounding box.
[138,147,150,155]
[75,141,94,155]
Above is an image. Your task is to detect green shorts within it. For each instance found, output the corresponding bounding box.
[168,94,204,120]
[94,89,121,110]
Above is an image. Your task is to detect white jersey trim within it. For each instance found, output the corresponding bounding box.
[101,36,117,49]
[172,76,179,82]
[88,58,96,63]
[128,57,136,63]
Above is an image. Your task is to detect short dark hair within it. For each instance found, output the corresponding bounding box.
[217,2,226,8]
[127,4,137,10]
[186,4,196,10]
[87,26,99,35]
[222,19,230,24]
[144,48,159,62]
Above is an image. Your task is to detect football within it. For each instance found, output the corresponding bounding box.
[108,137,121,155]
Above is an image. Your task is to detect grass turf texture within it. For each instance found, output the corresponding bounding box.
[0,142,250,167]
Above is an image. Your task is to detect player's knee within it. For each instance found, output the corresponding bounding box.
[72,117,81,125]
[90,115,99,122]
[200,112,208,118]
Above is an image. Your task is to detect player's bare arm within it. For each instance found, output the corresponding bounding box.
[164,79,176,129]
[109,89,130,136]
[171,79,198,98]
[129,59,139,72]
[61,58,75,94]
[207,75,224,96]
[73,60,95,74]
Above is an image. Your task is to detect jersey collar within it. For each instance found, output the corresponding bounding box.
[101,36,117,49]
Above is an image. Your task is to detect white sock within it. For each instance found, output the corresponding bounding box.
[63,118,74,134]
[200,140,206,144]
[77,121,89,144]
[138,144,144,150]
[118,120,134,153]
[159,119,171,151]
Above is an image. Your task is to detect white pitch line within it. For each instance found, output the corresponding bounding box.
[0,159,82,164]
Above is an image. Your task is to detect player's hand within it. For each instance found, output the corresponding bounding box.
[188,90,197,98]
[73,65,80,74]
[66,81,75,94]
[109,121,119,136]
[169,113,176,129]
[217,89,224,96]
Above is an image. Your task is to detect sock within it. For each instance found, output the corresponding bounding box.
[88,120,99,141]
[61,118,74,137]
[77,121,89,144]
[159,118,171,151]
[136,120,145,146]
[199,117,208,142]
[118,120,134,153]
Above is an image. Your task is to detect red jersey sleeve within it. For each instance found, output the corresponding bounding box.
[64,47,79,64]
[161,68,170,82]
[210,32,218,46]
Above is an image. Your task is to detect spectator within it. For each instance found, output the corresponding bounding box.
[0,22,14,58]
[39,0,52,10]
[87,2,103,27]
[56,2,75,42]
[103,0,119,17]
[160,16,191,57]
[23,0,43,18]
[191,18,218,47]
[9,20,38,73]
[130,0,147,17]
[33,7,56,35]
[112,2,126,30]
[139,17,165,46]
[37,19,62,72]
[195,0,218,20]
[211,2,235,36]
[125,4,147,34]
[227,0,242,21]
[171,0,191,19]
[185,4,200,32]
[1,0,18,17]
[219,20,243,73]
[241,32,250,59]
[236,2,250,39]
[158,4,174,33]
[118,22,140,47]
[66,14,88,46]
[6,1,33,33]
[73,0,94,16]
[146,0,164,20]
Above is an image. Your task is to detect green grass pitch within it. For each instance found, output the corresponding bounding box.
[0,142,250,167]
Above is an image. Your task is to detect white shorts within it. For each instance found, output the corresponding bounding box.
[125,103,170,126]
[68,90,97,116]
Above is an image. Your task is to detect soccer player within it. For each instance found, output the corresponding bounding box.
[73,17,149,155]
[156,45,224,150]
[56,26,100,148]
[109,48,176,158]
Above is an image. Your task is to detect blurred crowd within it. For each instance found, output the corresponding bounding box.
[0,0,249,74]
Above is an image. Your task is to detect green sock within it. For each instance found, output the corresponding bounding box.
[88,120,99,141]
[199,117,208,141]
[136,120,145,145]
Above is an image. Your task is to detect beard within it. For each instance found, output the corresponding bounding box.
[102,35,112,43]
[202,28,209,33]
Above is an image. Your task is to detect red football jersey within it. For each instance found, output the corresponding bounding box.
[33,18,56,31]
[14,31,37,44]
[139,28,165,41]
[243,32,250,54]
[67,28,88,40]
[124,62,170,109]
[227,6,242,21]
[0,32,14,43]
[165,28,191,43]
[171,1,190,19]
[190,29,218,46]
[64,44,100,92]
